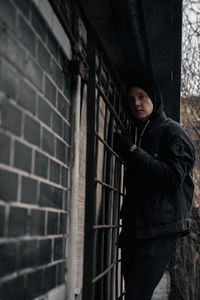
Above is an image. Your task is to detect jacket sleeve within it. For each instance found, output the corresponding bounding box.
[128,132,195,190]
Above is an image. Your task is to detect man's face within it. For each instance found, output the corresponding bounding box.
[129,87,153,121]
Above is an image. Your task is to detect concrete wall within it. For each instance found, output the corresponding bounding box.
[0,0,72,298]
[76,83,87,297]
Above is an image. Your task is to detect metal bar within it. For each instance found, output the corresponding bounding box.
[92,257,122,284]
[95,132,124,163]
[82,27,96,300]
[103,112,108,185]
[117,292,126,299]
[92,262,115,284]
[115,159,124,298]
[93,224,121,229]
[105,69,115,299]
[120,165,127,297]
[97,51,103,85]
[96,82,125,130]
[101,231,105,299]
[95,93,100,135]
[95,178,124,195]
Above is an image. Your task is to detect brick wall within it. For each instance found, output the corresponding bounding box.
[0,0,71,299]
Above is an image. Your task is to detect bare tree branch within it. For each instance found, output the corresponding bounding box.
[170,1,200,299]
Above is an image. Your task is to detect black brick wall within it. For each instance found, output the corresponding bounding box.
[0,169,18,202]
[14,140,32,172]
[0,132,11,164]
[21,176,38,204]
[0,0,71,298]
[18,79,37,114]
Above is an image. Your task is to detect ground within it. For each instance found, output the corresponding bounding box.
[152,271,170,300]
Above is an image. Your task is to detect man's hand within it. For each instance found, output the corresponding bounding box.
[113,132,133,159]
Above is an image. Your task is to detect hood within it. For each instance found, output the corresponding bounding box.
[127,77,164,122]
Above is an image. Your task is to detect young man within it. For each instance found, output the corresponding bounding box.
[114,79,195,299]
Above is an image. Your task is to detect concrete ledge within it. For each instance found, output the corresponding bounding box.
[32,0,72,59]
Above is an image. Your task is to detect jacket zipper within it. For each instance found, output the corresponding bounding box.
[135,120,150,147]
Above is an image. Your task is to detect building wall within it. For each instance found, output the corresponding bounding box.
[0,0,72,298]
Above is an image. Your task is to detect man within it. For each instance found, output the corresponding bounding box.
[114,79,195,299]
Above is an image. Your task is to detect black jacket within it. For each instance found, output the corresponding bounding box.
[120,111,195,240]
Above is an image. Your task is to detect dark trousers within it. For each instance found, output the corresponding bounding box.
[121,233,180,300]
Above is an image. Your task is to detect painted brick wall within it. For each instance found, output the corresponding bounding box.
[0,0,71,299]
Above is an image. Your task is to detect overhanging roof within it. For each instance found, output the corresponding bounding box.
[78,0,183,121]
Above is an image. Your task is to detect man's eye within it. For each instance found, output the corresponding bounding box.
[138,95,144,100]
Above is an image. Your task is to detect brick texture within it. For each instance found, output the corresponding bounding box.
[0,132,11,164]
[0,0,71,298]
[0,60,17,100]
[38,96,51,126]
[17,0,30,19]
[0,276,26,300]
[8,206,28,237]
[21,176,38,204]
[24,114,41,146]
[1,99,22,136]
[35,150,48,178]
[18,239,38,269]
[30,209,45,236]
[42,126,55,155]
[0,1,16,31]
[45,75,56,105]
[38,39,51,73]
[31,3,47,41]
[26,269,44,299]
[39,239,52,265]
[44,265,57,293]
[0,169,18,202]
[14,140,32,172]
[0,242,17,277]
[54,237,65,260]
[47,211,58,235]
[17,79,37,115]
[57,261,66,285]
[17,15,36,57]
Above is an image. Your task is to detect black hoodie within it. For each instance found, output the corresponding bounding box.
[119,79,195,241]
[127,78,164,120]
[127,78,164,147]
